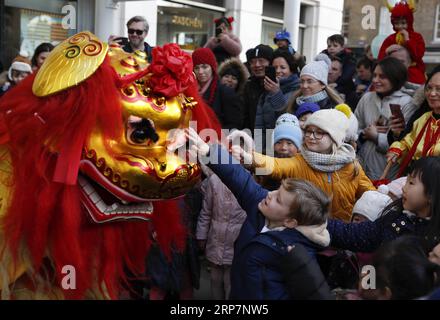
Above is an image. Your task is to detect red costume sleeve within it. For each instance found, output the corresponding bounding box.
[378,35,395,60]
[405,32,425,62]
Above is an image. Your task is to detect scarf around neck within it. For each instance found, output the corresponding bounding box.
[301,143,356,172]
[296,90,328,106]
[198,76,213,97]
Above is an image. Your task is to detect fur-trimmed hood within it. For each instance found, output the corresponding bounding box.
[218,57,250,94]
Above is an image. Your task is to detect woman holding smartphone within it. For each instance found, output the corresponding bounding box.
[254,49,300,150]
[387,66,440,175]
[354,57,417,180]
[203,17,242,64]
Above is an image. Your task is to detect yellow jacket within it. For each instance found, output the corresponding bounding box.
[389,111,440,161]
[253,152,375,222]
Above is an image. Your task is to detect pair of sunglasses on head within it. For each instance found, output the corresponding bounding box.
[128,28,145,35]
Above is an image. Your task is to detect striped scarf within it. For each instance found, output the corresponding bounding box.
[296,90,328,106]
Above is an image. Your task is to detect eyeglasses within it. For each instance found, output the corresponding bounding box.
[304,129,326,140]
[128,28,144,36]
[425,86,440,95]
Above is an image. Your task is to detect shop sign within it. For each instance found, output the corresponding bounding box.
[172,15,203,29]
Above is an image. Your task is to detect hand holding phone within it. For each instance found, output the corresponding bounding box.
[215,27,223,38]
[390,104,404,122]
[265,66,277,82]
[389,104,406,137]
[112,37,129,47]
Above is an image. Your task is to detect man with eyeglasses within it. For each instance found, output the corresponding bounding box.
[109,16,153,62]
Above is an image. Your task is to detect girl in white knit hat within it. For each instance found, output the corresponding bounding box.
[230,108,375,222]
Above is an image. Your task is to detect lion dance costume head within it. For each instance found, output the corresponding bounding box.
[0,32,220,299]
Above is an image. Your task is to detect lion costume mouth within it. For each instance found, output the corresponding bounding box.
[79,160,153,223]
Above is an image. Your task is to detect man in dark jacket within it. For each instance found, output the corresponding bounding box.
[328,56,357,110]
[241,45,273,131]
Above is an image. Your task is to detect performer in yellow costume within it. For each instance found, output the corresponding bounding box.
[0,32,220,299]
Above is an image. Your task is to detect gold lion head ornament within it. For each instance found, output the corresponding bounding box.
[29,32,218,224]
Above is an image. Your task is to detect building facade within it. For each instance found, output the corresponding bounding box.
[343,0,440,70]
[0,0,343,70]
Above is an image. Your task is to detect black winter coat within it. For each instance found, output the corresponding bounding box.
[280,243,333,300]
[241,77,265,131]
[203,79,244,130]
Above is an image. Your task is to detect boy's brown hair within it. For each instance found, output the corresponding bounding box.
[282,179,330,225]
[327,34,345,47]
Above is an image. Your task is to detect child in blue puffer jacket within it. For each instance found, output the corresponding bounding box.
[186,128,332,300]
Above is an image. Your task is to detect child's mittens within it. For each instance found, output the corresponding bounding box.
[396,32,406,45]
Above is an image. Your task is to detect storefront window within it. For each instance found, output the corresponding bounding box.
[157,4,222,51]
[261,20,283,48]
[1,0,76,69]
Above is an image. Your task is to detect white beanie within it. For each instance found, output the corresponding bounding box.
[300,53,331,85]
[304,109,349,147]
[335,104,359,143]
[352,190,392,222]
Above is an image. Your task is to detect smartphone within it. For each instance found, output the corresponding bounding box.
[113,37,129,47]
[215,27,223,38]
[265,66,277,82]
[390,104,405,122]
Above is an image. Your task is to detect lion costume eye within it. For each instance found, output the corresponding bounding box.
[127,115,158,145]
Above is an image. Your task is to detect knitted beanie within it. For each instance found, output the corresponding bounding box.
[304,109,349,147]
[352,190,392,222]
[246,44,273,63]
[335,104,359,142]
[274,29,291,44]
[192,47,218,73]
[295,102,320,119]
[273,113,303,148]
[300,53,331,85]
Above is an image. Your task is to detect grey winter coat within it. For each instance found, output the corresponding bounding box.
[355,89,418,180]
